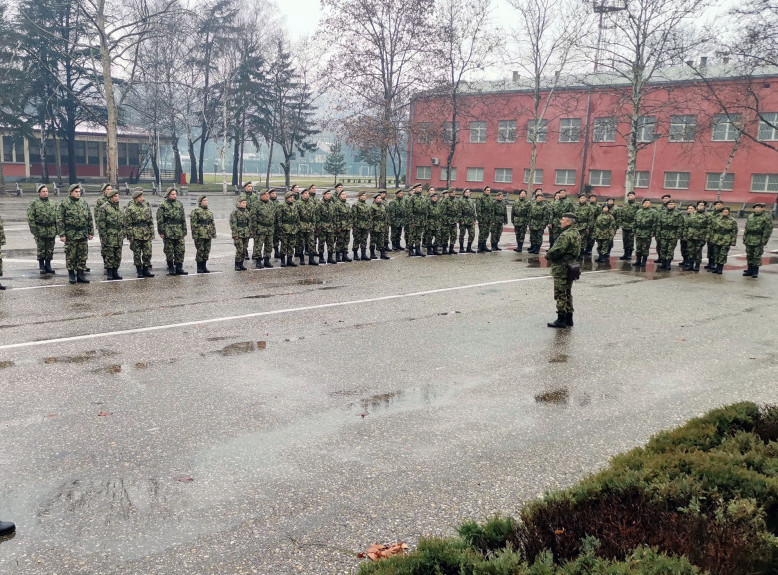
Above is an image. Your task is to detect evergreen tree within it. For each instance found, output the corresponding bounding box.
[323,141,347,184]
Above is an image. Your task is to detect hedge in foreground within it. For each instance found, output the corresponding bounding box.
[358,402,778,575]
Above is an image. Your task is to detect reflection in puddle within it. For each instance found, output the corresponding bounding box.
[346,386,437,414]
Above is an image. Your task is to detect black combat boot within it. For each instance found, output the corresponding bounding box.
[175,263,188,275]
[280,255,287,267]
[76,270,90,283]
[298,254,306,265]
[466,241,474,253]
[361,248,370,261]
[417,244,426,257]
[380,249,390,260]
[342,251,352,262]
[113,268,123,280]
[255,259,263,269]
[632,256,642,267]
[68,270,77,284]
[196,262,204,273]
[386,244,393,252]
[370,247,377,260]
[287,255,297,267]
[327,253,336,265]
[106,268,115,280]
[566,312,574,327]
[408,245,416,257]
[263,257,273,268]
[442,245,449,254]
[274,248,280,259]
[492,243,502,251]
[715,263,724,274]
[752,267,759,279]
[39,258,46,274]
[45,259,56,274]
[0,282,5,290]
[547,312,567,328]
[459,241,464,253]
[517,243,523,253]
[693,260,700,272]
[743,265,753,276]
[235,262,244,271]
[307,254,317,265]
[353,249,360,262]
[202,260,211,273]
[136,265,144,278]
[167,261,176,275]
[336,252,342,263]
[319,252,325,264]
[477,242,486,253]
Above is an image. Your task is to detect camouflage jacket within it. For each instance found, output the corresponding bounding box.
[351,199,371,230]
[708,214,738,246]
[743,212,773,246]
[27,197,59,238]
[316,197,337,232]
[334,197,352,231]
[251,199,276,233]
[633,207,658,239]
[387,196,406,225]
[94,194,110,213]
[243,191,260,213]
[157,198,188,239]
[405,194,428,226]
[682,212,709,241]
[593,213,617,240]
[511,198,531,226]
[440,196,460,225]
[545,225,582,278]
[528,201,551,231]
[56,196,94,240]
[492,200,508,225]
[614,200,639,231]
[124,201,156,241]
[0,216,5,248]
[551,198,575,225]
[458,197,476,224]
[275,202,300,235]
[230,207,252,238]
[297,198,317,232]
[656,208,684,237]
[475,194,494,223]
[574,203,593,233]
[369,202,388,232]
[95,202,125,245]
[190,206,216,240]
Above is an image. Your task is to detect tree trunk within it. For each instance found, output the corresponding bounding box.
[231,138,240,186]
[187,137,198,184]
[379,145,387,189]
[97,0,119,185]
[265,139,275,188]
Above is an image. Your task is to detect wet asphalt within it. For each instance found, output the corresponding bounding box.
[0,193,777,574]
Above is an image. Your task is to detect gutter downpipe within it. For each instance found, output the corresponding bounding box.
[579,86,594,194]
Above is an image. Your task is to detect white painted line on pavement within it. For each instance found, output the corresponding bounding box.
[0,271,611,351]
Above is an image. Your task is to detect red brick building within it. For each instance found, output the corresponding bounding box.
[407,65,778,204]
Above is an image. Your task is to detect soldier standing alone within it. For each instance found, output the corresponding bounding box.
[545,212,581,328]
[56,183,94,284]
[742,202,773,279]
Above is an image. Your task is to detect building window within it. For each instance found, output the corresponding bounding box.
[441,167,457,181]
[705,172,734,191]
[494,168,513,183]
[497,120,517,143]
[86,141,100,165]
[757,113,778,141]
[416,122,433,144]
[73,141,86,164]
[443,121,460,144]
[593,117,617,142]
[751,173,778,193]
[527,119,548,143]
[637,116,656,142]
[118,142,128,166]
[416,166,431,180]
[467,167,484,182]
[469,121,487,143]
[635,171,650,188]
[128,143,141,165]
[28,139,42,163]
[712,114,741,142]
[559,118,581,142]
[2,135,23,163]
[555,169,576,186]
[523,168,543,184]
[669,115,696,142]
[664,171,690,189]
[589,170,612,187]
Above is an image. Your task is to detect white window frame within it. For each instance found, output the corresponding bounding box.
[416,123,433,144]
[589,170,612,187]
[497,120,517,143]
[469,121,487,143]
[663,171,690,189]
[559,118,581,142]
[711,114,741,142]
[637,116,656,143]
[750,173,778,193]
[523,168,543,184]
[555,169,576,186]
[443,121,460,144]
[593,117,617,142]
[705,172,734,191]
[494,168,513,183]
[441,167,457,182]
[466,167,484,182]
[669,115,696,142]
[527,119,548,143]
[634,171,650,188]
[416,166,431,180]
[757,113,778,141]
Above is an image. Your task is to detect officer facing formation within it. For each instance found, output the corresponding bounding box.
[545,212,581,328]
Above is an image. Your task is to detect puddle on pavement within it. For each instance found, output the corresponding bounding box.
[134,362,149,369]
[92,364,122,375]
[43,349,119,365]
[347,386,438,414]
[215,341,266,356]
[534,388,570,405]
[0,360,14,369]
[297,278,324,285]
[206,336,237,341]
[549,354,568,363]
[242,294,274,299]
[318,285,342,291]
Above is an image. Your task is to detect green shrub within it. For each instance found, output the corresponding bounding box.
[459,516,520,555]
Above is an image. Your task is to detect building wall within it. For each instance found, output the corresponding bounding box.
[409,77,778,203]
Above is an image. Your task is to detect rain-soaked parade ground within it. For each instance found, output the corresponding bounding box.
[0,192,776,574]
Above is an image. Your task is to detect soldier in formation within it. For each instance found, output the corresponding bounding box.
[369,193,390,259]
[742,202,773,279]
[27,184,58,275]
[316,188,337,264]
[95,188,124,280]
[250,188,276,269]
[57,183,94,284]
[276,190,300,267]
[707,206,738,274]
[334,186,353,262]
[475,185,493,252]
[490,191,508,251]
[231,196,252,271]
[440,188,459,254]
[573,193,593,257]
[593,204,617,263]
[94,183,113,273]
[458,188,476,253]
[190,195,216,273]
[511,189,530,252]
[655,199,684,270]
[614,191,638,261]
[527,191,550,253]
[387,187,406,250]
[125,189,155,278]
[157,187,188,275]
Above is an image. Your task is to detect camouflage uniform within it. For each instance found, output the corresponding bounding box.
[593,210,617,261]
[369,199,389,258]
[387,193,406,249]
[190,198,216,272]
[742,209,773,277]
[157,195,188,273]
[95,198,125,275]
[251,197,276,265]
[528,198,551,253]
[705,204,725,269]
[511,196,531,252]
[270,193,281,257]
[56,194,94,273]
[27,194,58,272]
[614,198,638,259]
[243,189,260,260]
[490,197,508,250]
[296,196,318,265]
[457,193,476,252]
[404,190,427,255]
[549,196,575,246]
[351,195,372,259]
[439,193,460,253]
[633,205,658,266]
[124,197,155,275]
[708,212,738,272]
[316,193,337,263]
[681,210,709,271]
[655,206,684,268]
[334,192,353,261]
[426,196,443,253]
[0,215,5,287]
[94,187,112,267]
[475,192,494,251]
[545,222,582,320]
[275,197,300,265]
[230,201,252,268]
[573,200,593,257]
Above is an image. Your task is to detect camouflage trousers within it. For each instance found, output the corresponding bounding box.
[273,232,281,255]
[746,244,765,267]
[100,238,108,268]
[712,243,732,265]
[0,254,3,276]
[163,238,186,264]
[553,275,574,313]
[370,228,387,250]
[596,238,613,257]
[425,225,441,248]
[578,230,591,255]
[459,223,474,244]
[514,222,528,248]
[253,228,274,260]
[586,233,596,253]
[35,236,56,260]
[318,231,336,255]
[686,240,705,263]
[130,239,152,267]
[64,239,88,271]
[103,242,122,269]
[352,227,369,250]
[635,236,653,257]
[477,220,492,245]
[194,239,211,263]
[297,228,315,255]
[621,228,634,254]
[279,231,296,259]
[706,240,716,263]
[658,234,679,261]
[549,225,561,247]
[233,237,249,262]
[390,224,404,247]
[442,223,457,247]
[680,239,689,261]
[529,228,544,249]
[489,222,503,247]
[405,222,424,247]
[335,229,351,253]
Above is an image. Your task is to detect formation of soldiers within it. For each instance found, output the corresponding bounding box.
[3,179,772,290]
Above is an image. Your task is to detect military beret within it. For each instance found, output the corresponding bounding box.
[132,189,144,199]
[243,181,254,188]
[483,186,491,191]
[430,191,438,198]
[721,206,731,212]
[307,184,316,191]
[661,194,672,199]
[496,191,504,196]
[268,188,277,194]
[557,189,567,194]
[534,188,543,194]
[562,212,577,221]
[578,192,587,197]
[100,182,111,192]
[697,200,707,206]
[198,194,207,204]
[259,188,270,196]
[106,189,119,199]
[284,190,296,199]
[753,202,766,208]
[36,183,48,194]
[335,182,344,187]
[411,183,422,190]
[448,188,457,194]
[323,188,332,195]
[166,186,177,196]
[358,191,367,197]
[642,198,651,204]
[374,193,382,199]
[68,183,81,193]
[714,199,724,205]
[396,188,405,194]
